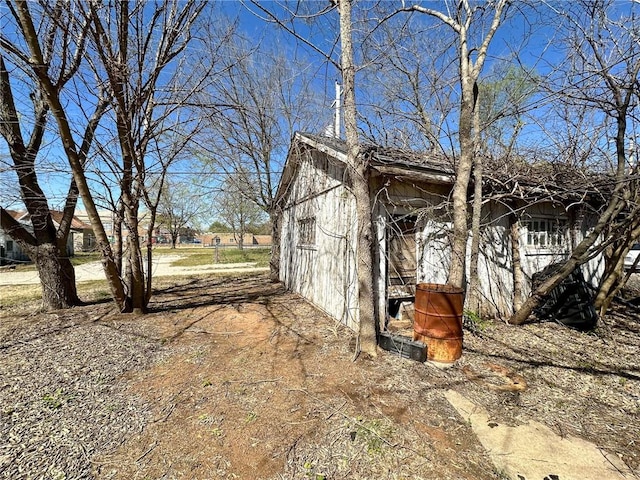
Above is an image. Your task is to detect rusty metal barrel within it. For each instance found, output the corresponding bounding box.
[413,283,465,363]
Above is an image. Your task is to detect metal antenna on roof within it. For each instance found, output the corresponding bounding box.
[333,81,342,139]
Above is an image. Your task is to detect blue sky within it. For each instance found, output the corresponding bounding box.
[1,0,638,218]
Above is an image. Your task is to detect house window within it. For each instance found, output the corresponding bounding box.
[524,218,567,248]
[6,241,13,252]
[298,217,316,247]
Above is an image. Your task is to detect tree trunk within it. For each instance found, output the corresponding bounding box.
[124,207,146,313]
[595,221,640,315]
[447,77,475,289]
[407,0,508,294]
[468,82,482,312]
[3,218,82,310]
[83,189,128,312]
[146,239,153,303]
[338,0,377,357]
[34,243,80,309]
[145,212,157,303]
[269,208,282,282]
[352,166,378,357]
[595,258,624,316]
[0,55,81,311]
[0,173,80,313]
[14,1,128,311]
[114,209,123,275]
[510,214,524,312]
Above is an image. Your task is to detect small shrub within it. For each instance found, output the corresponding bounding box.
[42,388,72,409]
[350,417,393,456]
[463,309,491,333]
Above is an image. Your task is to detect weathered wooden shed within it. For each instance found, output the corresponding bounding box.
[275,132,603,333]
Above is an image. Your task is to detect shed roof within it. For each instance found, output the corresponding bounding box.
[299,132,455,177]
[276,132,455,204]
[482,158,609,205]
[277,132,606,207]
[4,209,23,221]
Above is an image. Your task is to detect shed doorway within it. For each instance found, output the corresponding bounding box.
[385,215,417,335]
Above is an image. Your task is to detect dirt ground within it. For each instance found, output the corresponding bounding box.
[1,273,639,480]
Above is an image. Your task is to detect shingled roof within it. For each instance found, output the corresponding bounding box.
[299,132,454,176]
[279,131,607,206]
[5,210,91,230]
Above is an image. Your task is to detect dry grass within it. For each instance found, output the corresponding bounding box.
[1,273,639,479]
[0,284,42,309]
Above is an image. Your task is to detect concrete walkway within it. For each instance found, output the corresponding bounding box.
[445,390,636,480]
[0,255,269,286]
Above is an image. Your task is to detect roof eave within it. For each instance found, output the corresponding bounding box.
[275,132,349,206]
[371,165,455,185]
[297,133,348,163]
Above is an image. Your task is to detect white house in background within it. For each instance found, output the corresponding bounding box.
[73,209,116,244]
[0,209,30,264]
[0,210,90,265]
[275,132,604,332]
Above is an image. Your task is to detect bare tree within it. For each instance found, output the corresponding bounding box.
[358,10,457,152]
[199,29,322,280]
[216,179,266,251]
[156,180,206,249]
[247,0,378,356]
[79,0,208,312]
[6,0,210,312]
[0,1,107,310]
[400,0,510,289]
[476,64,541,158]
[360,8,544,317]
[509,0,640,324]
[6,0,127,310]
[336,0,378,357]
[468,65,540,312]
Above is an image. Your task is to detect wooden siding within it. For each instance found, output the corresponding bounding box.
[418,217,452,285]
[0,231,30,264]
[476,202,603,317]
[279,149,359,330]
[474,203,515,317]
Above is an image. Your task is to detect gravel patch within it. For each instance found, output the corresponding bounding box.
[0,307,161,479]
